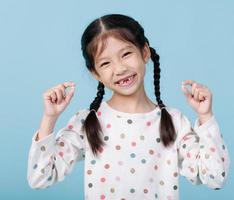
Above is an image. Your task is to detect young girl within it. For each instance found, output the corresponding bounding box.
[27,14,230,200]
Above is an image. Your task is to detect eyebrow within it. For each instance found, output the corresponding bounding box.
[96,45,134,63]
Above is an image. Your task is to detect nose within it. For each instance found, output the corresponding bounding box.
[113,62,128,75]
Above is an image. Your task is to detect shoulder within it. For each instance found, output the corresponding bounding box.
[67,108,90,126]
[165,106,184,119]
[164,106,191,133]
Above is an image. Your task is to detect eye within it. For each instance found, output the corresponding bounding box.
[100,62,110,67]
[122,52,132,57]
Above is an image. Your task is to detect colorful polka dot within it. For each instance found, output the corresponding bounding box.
[127,119,133,124]
[40,145,46,151]
[68,124,73,129]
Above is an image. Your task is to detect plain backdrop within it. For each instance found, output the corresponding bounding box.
[0,0,233,199]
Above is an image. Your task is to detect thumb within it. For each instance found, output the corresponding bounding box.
[65,86,75,104]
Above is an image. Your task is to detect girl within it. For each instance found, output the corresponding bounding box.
[27,14,230,200]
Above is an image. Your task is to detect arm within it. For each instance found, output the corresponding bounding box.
[27,110,88,189]
[177,111,230,189]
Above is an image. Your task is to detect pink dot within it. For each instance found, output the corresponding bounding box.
[210,147,216,152]
[187,152,191,158]
[68,124,73,129]
[118,161,123,166]
[167,196,172,200]
[97,111,101,116]
[59,152,64,157]
[100,177,106,182]
[146,121,151,126]
[100,194,105,199]
[98,146,104,153]
[106,124,111,128]
[131,141,136,147]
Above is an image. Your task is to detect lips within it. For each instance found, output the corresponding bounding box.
[114,74,137,84]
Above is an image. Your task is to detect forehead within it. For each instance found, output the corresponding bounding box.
[95,37,136,61]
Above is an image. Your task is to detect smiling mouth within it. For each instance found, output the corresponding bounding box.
[115,74,137,87]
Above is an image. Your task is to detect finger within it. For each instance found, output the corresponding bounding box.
[57,84,66,97]
[65,86,75,103]
[181,84,192,100]
[54,88,63,104]
[198,91,206,101]
[196,87,211,98]
[191,82,201,97]
[182,80,196,86]
[50,90,57,103]
[193,87,199,101]
[63,81,76,88]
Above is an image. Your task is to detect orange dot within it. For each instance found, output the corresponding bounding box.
[104,164,110,169]
[173,172,178,177]
[190,167,195,173]
[149,149,154,155]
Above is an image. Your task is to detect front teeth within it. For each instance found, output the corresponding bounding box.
[118,75,134,85]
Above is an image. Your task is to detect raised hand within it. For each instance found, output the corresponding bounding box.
[181,80,213,124]
[43,81,76,117]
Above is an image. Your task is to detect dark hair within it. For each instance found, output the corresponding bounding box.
[81,14,176,157]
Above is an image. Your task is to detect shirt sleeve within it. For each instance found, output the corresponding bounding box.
[27,110,88,189]
[175,109,230,189]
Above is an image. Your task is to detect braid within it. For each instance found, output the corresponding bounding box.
[82,81,106,157]
[90,81,105,111]
[150,47,166,109]
[147,43,177,147]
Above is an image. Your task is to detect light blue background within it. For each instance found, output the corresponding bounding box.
[0,0,233,199]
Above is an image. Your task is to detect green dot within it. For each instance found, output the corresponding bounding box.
[91,160,96,165]
[130,188,135,193]
[173,185,178,190]
[130,153,136,158]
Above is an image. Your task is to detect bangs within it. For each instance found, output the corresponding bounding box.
[87,28,138,66]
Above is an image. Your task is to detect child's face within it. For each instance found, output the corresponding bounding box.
[91,36,151,96]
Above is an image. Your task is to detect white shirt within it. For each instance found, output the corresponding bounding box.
[27,101,230,200]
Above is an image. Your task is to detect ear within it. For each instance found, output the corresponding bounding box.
[142,43,151,64]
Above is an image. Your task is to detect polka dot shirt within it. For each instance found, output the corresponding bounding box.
[27,101,230,200]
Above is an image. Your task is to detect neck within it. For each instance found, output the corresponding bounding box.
[107,83,157,113]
